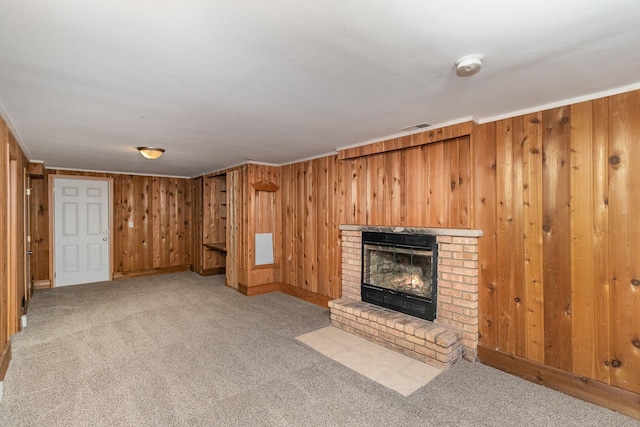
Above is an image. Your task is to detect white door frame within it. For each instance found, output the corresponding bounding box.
[49,175,114,287]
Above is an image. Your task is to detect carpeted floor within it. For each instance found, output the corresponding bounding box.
[0,272,637,426]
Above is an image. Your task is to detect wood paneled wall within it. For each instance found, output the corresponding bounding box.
[340,136,471,228]
[30,171,193,280]
[276,90,639,401]
[280,156,341,299]
[234,164,282,289]
[0,116,29,380]
[473,91,640,394]
[30,176,49,282]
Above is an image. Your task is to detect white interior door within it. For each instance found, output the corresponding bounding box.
[54,178,110,287]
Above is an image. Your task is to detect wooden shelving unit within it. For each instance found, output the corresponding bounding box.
[199,173,227,275]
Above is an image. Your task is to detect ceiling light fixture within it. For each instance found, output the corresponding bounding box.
[455,54,483,77]
[137,146,165,160]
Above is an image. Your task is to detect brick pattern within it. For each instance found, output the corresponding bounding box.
[340,231,362,300]
[332,229,480,366]
[329,297,462,369]
[435,236,479,361]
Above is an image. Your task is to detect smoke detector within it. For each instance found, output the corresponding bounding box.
[455,55,483,77]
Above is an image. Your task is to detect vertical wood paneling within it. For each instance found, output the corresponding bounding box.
[191,177,203,274]
[30,177,50,281]
[449,138,460,227]
[229,164,281,288]
[282,164,296,287]
[458,136,471,228]
[510,118,528,357]
[0,116,29,372]
[295,164,305,288]
[570,100,611,382]
[404,146,424,226]
[608,92,640,393]
[591,98,611,383]
[304,160,316,291]
[317,157,329,296]
[340,136,471,229]
[328,154,340,297]
[200,175,226,272]
[426,142,445,226]
[542,107,572,370]
[0,122,8,348]
[366,154,380,225]
[31,172,192,278]
[226,169,239,289]
[280,155,342,299]
[387,150,405,225]
[522,113,545,363]
[472,124,498,349]
[495,118,519,354]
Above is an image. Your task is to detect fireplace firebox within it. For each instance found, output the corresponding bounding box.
[361,231,437,321]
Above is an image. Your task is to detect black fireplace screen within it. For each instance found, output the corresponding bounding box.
[361,232,437,321]
[363,244,433,300]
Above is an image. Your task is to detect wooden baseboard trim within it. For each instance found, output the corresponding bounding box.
[201,267,225,276]
[0,340,11,381]
[277,282,331,308]
[113,265,191,280]
[236,281,331,308]
[478,345,640,420]
[33,279,51,290]
[238,282,279,296]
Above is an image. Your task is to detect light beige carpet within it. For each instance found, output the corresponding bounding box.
[1,272,638,426]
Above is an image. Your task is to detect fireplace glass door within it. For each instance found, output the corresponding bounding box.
[363,244,433,301]
[361,232,437,321]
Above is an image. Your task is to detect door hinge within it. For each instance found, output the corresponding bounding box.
[26,188,31,196]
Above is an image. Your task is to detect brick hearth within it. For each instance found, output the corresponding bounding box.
[329,225,483,369]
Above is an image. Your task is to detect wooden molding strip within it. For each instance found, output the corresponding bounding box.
[338,121,473,160]
[277,282,331,308]
[112,264,191,280]
[236,281,331,308]
[33,280,51,290]
[0,340,11,381]
[238,282,279,296]
[478,345,640,420]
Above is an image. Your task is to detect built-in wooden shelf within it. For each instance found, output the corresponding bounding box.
[203,242,227,253]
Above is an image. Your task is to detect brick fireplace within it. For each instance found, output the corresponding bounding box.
[329,225,483,369]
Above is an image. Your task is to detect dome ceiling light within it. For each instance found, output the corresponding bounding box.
[137,147,165,160]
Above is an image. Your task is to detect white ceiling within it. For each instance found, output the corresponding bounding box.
[1,1,639,178]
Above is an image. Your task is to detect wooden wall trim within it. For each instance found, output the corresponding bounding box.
[277,282,331,308]
[0,340,10,381]
[338,121,473,160]
[237,282,279,296]
[478,345,640,420]
[112,264,190,280]
[236,281,330,308]
[32,280,51,290]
